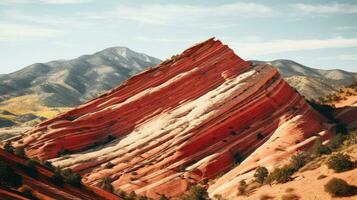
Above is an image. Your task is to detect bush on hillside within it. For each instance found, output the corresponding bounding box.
[65,172,82,188]
[100,177,114,193]
[312,139,331,156]
[324,178,357,197]
[329,134,347,151]
[327,153,354,173]
[290,152,309,171]
[182,185,209,200]
[266,165,294,184]
[254,166,269,184]
[3,142,14,153]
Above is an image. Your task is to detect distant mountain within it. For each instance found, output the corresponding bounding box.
[0,47,161,107]
[251,59,357,100]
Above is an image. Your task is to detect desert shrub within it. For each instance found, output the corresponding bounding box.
[266,165,294,184]
[281,193,299,200]
[324,178,357,197]
[100,177,114,193]
[127,191,137,200]
[327,153,354,173]
[237,180,247,195]
[0,160,22,188]
[107,134,116,142]
[290,152,309,171]
[312,139,331,156]
[346,132,357,145]
[57,149,73,157]
[138,195,149,200]
[259,194,274,200]
[115,189,127,198]
[50,168,64,187]
[105,162,115,169]
[329,134,347,151]
[233,152,243,165]
[62,168,73,176]
[65,172,82,188]
[254,166,269,184]
[14,146,26,158]
[159,194,170,200]
[42,161,54,170]
[256,133,264,140]
[3,142,14,153]
[182,185,209,200]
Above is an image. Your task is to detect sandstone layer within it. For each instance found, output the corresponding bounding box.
[16,38,331,198]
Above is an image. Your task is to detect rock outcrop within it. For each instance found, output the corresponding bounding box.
[16,38,331,198]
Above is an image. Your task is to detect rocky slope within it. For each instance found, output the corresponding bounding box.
[252,60,357,100]
[0,47,160,107]
[0,148,119,200]
[14,38,332,198]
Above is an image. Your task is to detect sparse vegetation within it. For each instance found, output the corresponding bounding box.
[3,142,14,153]
[182,185,209,200]
[324,178,357,197]
[311,139,331,156]
[233,152,243,165]
[327,153,354,173]
[266,165,294,184]
[254,166,269,184]
[237,180,247,195]
[105,161,115,169]
[100,177,114,193]
[290,152,309,171]
[50,168,64,187]
[329,134,347,151]
[65,172,82,188]
[19,186,39,200]
[57,148,73,157]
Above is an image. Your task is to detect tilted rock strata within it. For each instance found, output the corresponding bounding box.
[17,38,330,198]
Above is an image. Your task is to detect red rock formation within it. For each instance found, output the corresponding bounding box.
[16,38,331,198]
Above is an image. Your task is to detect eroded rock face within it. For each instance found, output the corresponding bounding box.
[17,38,330,198]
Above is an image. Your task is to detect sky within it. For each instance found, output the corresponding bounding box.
[0,0,357,74]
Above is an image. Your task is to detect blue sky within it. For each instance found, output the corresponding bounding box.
[0,0,357,73]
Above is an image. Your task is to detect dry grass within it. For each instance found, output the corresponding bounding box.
[0,95,71,119]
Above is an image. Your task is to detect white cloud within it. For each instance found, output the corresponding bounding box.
[0,23,61,41]
[293,3,357,14]
[232,37,357,57]
[111,3,275,25]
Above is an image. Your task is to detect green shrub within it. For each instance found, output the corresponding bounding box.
[266,165,294,184]
[3,142,14,153]
[127,191,137,200]
[57,149,73,157]
[62,168,73,176]
[312,139,331,156]
[50,168,64,187]
[42,161,54,170]
[329,134,347,151]
[233,152,243,165]
[107,134,116,142]
[19,186,39,200]
[254,167,269,184]
[290,152,309,171]
[0,160,22,188]
[324,178,357,197]
[100,177,114,193]
[65,172,82,188]
[182,185,209,200]
[105,162,115,169]
[327,153,354,173]
[237,180,247,195]
[336,122,348,135]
